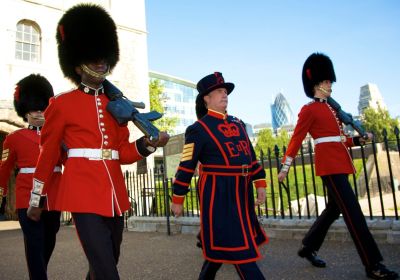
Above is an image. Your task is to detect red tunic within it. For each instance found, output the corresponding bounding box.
[0,128,61,210]
[33,86,151,217]
[282,100,356,176]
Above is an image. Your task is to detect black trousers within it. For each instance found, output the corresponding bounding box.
[302,174,383,268]
[198,260,265,280]
[18,209,61,280]
[72,213,124,280]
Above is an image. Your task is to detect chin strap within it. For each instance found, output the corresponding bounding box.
[81,64,110,79]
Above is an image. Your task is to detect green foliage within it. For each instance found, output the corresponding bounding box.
[362,107,398,142]
[149,79,178,134]
[261,159,364,217]
[255,128,290,157]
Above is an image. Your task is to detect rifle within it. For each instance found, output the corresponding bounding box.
[103,79,162,141]
[327,96,368,139]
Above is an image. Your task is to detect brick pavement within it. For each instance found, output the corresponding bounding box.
[0,223,399,280]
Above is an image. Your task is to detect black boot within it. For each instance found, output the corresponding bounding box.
[196,232,202,249]
[366,263,399,280]
[298,245,326,268]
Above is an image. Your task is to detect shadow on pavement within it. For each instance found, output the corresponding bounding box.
[0,225,399,279]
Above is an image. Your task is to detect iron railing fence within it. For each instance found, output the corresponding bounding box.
[61,127,400,225]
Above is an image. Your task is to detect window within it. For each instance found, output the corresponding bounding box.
[15,20,41,62]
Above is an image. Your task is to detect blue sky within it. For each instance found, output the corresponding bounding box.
[145,0,400,126]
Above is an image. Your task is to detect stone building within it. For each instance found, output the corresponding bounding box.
[0,0,152,217]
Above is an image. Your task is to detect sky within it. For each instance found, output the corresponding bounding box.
[145,0,400,126]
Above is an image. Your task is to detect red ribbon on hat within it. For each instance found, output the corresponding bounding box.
[306,69,312,80]
[14,85,20,102]
[214,72,224,84]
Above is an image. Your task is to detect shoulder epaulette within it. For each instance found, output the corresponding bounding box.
[54,88,75,99]
[8,128,25,136]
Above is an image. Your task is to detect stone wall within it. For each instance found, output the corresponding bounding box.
[127,216,400,244]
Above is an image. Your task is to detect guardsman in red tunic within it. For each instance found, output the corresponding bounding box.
[0,74,62,280]
[278,53,398,280]
[26,4,169,280]
[171,72,268,280]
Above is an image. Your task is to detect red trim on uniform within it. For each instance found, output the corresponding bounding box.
[173,179,190,187]
[198,120,230,165]
[207,110,226,119]
[202,171,249,176]
[209,175,216,249]
[243,176,263,261]
[252,165,262,175]
[234,264,246,280]
[253,179,267,189]
[238,121,252,155]
[172,195,185,204]
[328,176,370,266]
[199,174,207,260]
[177,166,195,173]
[210,175,250,252]
[203,255,262,264]
[202,164,250,169]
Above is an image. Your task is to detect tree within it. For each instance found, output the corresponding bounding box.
[361,107,398,142]
[149,79,178,134]
[276,129,290,151]
[255,128,276,157]
[255,128,291,158]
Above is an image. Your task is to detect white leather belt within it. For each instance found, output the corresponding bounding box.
[68,148,119,160]
[19,166,62,174]
[314,136,345,145]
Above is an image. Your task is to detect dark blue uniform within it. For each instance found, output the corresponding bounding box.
[172,109,268,268]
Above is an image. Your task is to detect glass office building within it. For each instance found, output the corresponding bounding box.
[358,83,387,115]
[271,92,294,132]
[149,71,197,136]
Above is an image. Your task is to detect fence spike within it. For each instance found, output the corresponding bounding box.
[274,145,280,157]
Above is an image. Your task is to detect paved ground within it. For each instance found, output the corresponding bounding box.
[0,221,399,280]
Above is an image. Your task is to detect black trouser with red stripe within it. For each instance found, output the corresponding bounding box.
[72,213,124,280]
[198,260,265,280]
[18,209,61,280]
[302,174,383,268]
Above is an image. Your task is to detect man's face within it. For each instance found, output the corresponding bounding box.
[314,80,333,98]
[76,59,109,86]
[204,87,228,113]
[26,110,45,126]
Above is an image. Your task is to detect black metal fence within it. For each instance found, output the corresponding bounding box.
[61,128,400,224]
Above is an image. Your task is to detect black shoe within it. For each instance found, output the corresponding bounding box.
[196,232,202,249]
[298,246,326,268]
[366,263,399,280]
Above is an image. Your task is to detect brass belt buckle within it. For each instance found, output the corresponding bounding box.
[242,165,249,176]
[101,149,112,160]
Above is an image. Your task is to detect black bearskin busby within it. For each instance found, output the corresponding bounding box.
[56,3,119,85]
[14,74,54,122]
[302,53,336,98]
[195,72,234,119]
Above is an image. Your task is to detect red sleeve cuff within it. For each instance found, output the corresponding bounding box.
[254,179,267,188]
[172,195,185,204]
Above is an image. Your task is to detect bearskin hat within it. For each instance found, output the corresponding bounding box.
[14,74,54,122]
[56,3,119,85]
[195,72,234,119]
[302,53,336,98]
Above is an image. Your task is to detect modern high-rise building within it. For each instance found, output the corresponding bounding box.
[358,83,387,115]
[271,92,294,132]
[149,71,197,136]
